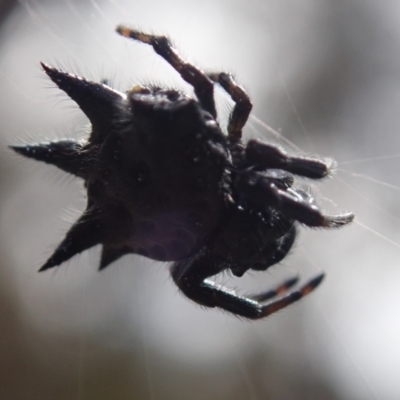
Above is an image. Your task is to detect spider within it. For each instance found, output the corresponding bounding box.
[10,26,354,319]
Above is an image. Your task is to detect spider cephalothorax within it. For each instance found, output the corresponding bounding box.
[11,27,354,319]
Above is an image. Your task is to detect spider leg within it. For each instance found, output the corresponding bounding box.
[278,187,353,227]
[170,253,324,319]
[208,72,252,143]
[249,276,299,302]
[246,139,334,179]
[116,26,216,118]
[235,171,354,228]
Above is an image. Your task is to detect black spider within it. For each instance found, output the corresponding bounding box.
[10,26,354,319]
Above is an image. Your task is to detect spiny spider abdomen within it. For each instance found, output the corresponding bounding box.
[11,26,354,319]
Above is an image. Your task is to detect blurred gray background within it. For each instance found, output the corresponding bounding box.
[1,0,400,399]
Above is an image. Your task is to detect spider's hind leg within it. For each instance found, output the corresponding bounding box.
[116,26,216,118]
[208,72,253,143]
[170,252,324,320]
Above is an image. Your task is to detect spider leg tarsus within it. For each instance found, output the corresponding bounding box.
[279,191,354,229]
[299,273,325,296]
[323,212,355,228]
[249,276,299,302]
[259,273,325,318]
[116,26,153,44]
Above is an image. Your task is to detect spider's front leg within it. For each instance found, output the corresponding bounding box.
[116,26,216,118]
[208,72,253,143]
[170,251,324,320]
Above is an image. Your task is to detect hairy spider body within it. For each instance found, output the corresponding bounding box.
[11,27,354,319]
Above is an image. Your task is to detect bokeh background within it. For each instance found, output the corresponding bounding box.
[1,0,400,399]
